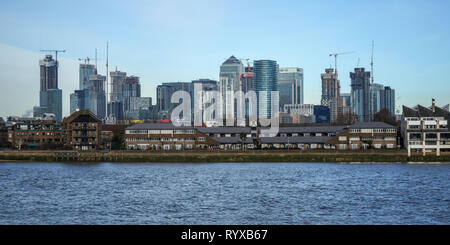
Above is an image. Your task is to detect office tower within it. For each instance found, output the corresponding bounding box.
[219,56,244,121]
[79,64,96,90]
[384,86,396,116]
[191,79,218,123]
[279,67,304,111]
[124,97,152,120]
[242,66,254,93]
[254,60,279,118]
[39,55,58,92]
[70,89,90,114]
[340,93,352,116]
[34,55,62,121]
[371,83,385,114]
[123,76,141,98]
[86,74,106,119]
[156,82,192,119]
[350,67,372,122]
[107,101,123,119]
[110,70,127,102]
[321,68,340,122]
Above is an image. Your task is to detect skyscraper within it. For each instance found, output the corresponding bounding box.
[79,64,96,90]
[321,68,340,122]
[279,67,304,111]
[219,56,244,122]
[34,55,62,121]
[109,70,127,102]
[156,82,192,119]
[254,60,279,118]
[350,67,372,122]
[384,86,396,116]
[39,55,58,92]
[86,74,106,119]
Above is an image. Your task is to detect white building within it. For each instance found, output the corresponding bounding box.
[402,100,450,156]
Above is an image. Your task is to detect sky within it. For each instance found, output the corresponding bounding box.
[0,0,449,119]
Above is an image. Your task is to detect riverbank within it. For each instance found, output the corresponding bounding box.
[1,150,449,163]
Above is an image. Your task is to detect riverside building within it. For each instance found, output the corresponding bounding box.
[402,100,450,156]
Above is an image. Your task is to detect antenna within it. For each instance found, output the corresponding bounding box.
[371,40,374,85]
[95,48,98,73]
[370,40,375,121]
[357,57,360,67]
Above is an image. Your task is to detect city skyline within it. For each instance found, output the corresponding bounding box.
[1,0,450,119]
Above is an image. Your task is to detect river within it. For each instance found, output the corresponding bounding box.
[0,162,448,224]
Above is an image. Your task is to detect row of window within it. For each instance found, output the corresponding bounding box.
[127,129,196,135]
[126,137,205,142]
[349,128,396,133]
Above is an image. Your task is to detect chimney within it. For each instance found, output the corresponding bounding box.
[432,98,436,113]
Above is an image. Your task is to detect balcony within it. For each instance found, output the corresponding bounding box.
[73,126,97,131]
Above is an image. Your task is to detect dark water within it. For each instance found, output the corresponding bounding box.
[0,162,449,224]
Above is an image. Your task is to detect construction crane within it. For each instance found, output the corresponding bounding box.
[78,57,91,64]
[329,51,354,75]
[40,49,66,64]
[240,58,251,67]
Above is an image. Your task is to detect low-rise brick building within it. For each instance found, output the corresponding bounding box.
[62,110,102,150]
[7,119,63,149]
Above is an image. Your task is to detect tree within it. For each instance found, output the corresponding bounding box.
[334,112,358,125]
[373,109,397,126]
[239,132,247,150]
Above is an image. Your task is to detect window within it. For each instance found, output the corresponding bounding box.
[197,137,206,142]
[339,136,347,141]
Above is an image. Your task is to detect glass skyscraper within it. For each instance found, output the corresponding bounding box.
[278,67,304,111]
[79,64,96,90]
[350,67,372,122]
[254,60,278,118]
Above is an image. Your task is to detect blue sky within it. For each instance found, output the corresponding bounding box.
[0,0,449,118]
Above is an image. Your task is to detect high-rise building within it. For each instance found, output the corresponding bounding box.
[156,82,192,119]
[279,67,304,111]
[124,97,152,120]
[339,93,352,116]
[109,70,127,102]
[191,79,218,123]
[39,55,58,92]
[79,64,96,90]
[321,68,340,122]
[384,86,396,116]
[241,66,254,93]
[350,67,372,122]
[219,56,244,121]
[86,74,106,119]
[123,76,141,99]
[371,83,385,114]
[34,55,62,121]
[254,60,279,118]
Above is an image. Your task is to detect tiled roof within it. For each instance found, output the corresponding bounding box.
[348,122,396,129]
[276,126,346,133]
[260,136,334,144]
[126,123,194,130]
[403,105,450,118]
[197,127,251,134]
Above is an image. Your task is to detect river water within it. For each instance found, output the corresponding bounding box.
[0,162,448,224]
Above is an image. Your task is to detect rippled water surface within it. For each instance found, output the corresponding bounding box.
[0,162,449,224]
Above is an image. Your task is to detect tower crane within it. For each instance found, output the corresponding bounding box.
[40,49,66,64]
[78,57,91,64]
[240,58,251,68]
[329,51,354,76]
